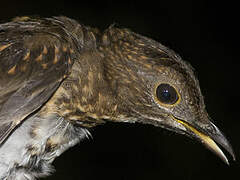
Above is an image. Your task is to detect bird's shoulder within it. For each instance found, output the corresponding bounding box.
[0,16,80,145]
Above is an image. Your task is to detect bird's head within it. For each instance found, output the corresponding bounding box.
[93,27,235,164]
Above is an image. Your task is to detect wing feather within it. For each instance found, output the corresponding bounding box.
[0,17,76,144]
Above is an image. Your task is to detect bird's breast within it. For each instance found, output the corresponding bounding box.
[0,110,89,179]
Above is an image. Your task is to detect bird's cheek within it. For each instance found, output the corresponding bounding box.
[170,105,196,123]
[154,113,187,133]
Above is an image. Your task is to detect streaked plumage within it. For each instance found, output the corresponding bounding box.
[0,16,235,179]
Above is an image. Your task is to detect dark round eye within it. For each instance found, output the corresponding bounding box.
[156,83,179,105]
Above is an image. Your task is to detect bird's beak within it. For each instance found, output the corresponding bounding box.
[171,116,235,165]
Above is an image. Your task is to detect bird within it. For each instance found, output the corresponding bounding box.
[0,16,235,179]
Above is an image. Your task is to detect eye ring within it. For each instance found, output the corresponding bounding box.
[154,83,181,107]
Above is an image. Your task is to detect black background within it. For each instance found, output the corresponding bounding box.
[1,1,239,180]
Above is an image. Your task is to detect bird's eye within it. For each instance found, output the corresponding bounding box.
[156,83,179,105]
